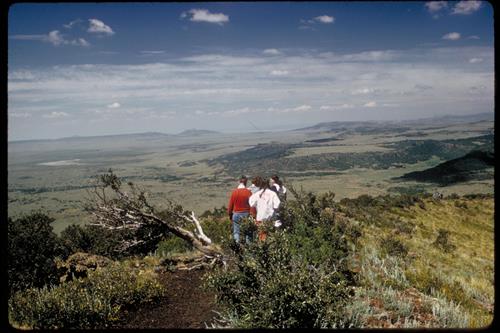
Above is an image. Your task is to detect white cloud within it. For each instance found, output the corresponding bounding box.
[314,15,335,23]
[363,101,377,108]
[276,105,312,113]
[71,38,90,47]
[63,19,83,29]
[140,50,165,55]
[263,48,281,56]
[442,32,461,40]
[181,9,229,25]
[107,102,121,108]
[452,0,482,15]
[270,70,289,76]
[43,112,69,118]
[469,57,483,63]
[425,1,448,13]
[352,88,374,95]
[320,104,353,110]
[10,112,32,118]
[47,30,65,46]
[10,30,90,47]
[7,45,494,139]
[298,25,316,31]
[88,19,115,35]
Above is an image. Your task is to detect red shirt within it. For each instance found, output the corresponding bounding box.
[227,187,251,214]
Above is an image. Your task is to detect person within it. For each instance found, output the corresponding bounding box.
[249,177,281,241]
[248,176,260,220]
[227,175,252,243]
[269,175,287,201]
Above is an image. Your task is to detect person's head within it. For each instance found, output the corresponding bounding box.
[239,175,248,186]
[252,176,261,187]
[271,175,281,186]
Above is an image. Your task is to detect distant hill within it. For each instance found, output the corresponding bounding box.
[176,129,220,136]
[400,150,494,185]
[10,131,171,144]
[295,112,494,132]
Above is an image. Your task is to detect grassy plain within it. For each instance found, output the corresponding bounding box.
[8,118,494,233]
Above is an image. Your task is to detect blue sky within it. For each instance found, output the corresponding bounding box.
[8,1,494,140]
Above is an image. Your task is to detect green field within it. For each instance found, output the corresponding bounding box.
[8,117,494,233]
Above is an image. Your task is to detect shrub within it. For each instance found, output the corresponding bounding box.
[156,235,193,257]
[432,229,456,253]
[59,224,136,259]
[205,190,362,328]
[8,212,61,294]
[380,236,409,258]
[8,262,164,329]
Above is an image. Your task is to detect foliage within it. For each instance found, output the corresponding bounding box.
[59,224,129,259]
[205,189,362,328]
[401,150,494,185]
[8,262,164,329]
[8,212,62,294]
[380,235,409,258]
[156,236,193,257]
[432,229,456,253]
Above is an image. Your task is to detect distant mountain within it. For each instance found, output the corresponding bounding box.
[295,112,494,132]
[10,131,172,143]
[400,150,494,185]
[400,112,494,126]
[176,129,220,136]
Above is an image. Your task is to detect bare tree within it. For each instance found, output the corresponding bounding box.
[84,170,223,267]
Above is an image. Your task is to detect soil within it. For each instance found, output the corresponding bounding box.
[114,268,219,329]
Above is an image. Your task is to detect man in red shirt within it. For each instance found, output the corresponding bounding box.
[227,175,252,243]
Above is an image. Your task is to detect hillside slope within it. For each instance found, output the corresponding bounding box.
[338,194,494,328]
[400,150,494,185]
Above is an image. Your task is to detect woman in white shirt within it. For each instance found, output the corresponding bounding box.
[249,177,280,241]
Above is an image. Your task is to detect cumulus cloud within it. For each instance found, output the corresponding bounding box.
[10,30,90,47]
[314,15,335,23]
[320,104,354,110]
[469,57,483,63]
[363,101,377,108]
[425,1,448,13]
[88,18,115,35]
[107,102,121,108]
[452,0,482,15]
[263,48,281,55]
[181,9,229,25]
[7,45,494,139]
[270,70,289,76]
[275,105,312,113]
[442,32,461,40]
[43,112,69,118]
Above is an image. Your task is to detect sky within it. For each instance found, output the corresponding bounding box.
[7,1,494,141]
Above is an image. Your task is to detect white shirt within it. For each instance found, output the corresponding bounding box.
[249,188,281,221]
[237,183,246,189]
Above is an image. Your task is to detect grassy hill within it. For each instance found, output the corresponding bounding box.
[400,150,494,185]
[337,193,494,327]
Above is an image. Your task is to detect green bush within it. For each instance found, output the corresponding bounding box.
[432,229,456,253]
[8,262,164,329]
[205,190,361,328]
[8,212,61,293]
[156,235,193,256]
[380,236,409,258]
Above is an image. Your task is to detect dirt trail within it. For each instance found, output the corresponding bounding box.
[115,269,219,329]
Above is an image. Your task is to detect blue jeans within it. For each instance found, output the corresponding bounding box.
[232,211,251,243]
